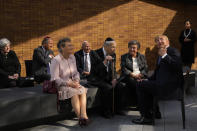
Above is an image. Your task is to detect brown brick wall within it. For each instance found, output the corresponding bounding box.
[0,0,197,76]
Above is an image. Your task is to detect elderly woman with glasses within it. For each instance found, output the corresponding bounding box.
[120,40,148,106]
[50,37,90,127]
[0,38,21,88]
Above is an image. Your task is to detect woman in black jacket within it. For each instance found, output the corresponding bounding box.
[0,38,21,88]
[120,40,148,106]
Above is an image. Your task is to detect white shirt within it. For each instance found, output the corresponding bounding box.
[102,47,107,58]
[102,47,109,72]
[83,51,91,72]
[161,45,169,59]
[132,57,140,75]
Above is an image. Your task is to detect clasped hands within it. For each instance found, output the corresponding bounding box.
[67,80,81,89]
[184,38,191,42]
[8,73,19,80]
[130,73,144,82]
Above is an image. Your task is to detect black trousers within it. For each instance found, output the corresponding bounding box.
[34,73,50,83]
[123,77,138,106]
[97,81,123,113]
[0,78,18,89]
[136,80,160,118]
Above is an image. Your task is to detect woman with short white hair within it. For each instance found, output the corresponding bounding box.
[0,38,21,88]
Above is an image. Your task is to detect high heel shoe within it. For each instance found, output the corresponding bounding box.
[78,118,85,127]
[83,118,91,126]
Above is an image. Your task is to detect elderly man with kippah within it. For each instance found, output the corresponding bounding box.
[0,38,21,88]
[90,37,125,119]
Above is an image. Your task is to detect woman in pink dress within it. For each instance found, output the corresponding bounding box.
[50,38,89,126]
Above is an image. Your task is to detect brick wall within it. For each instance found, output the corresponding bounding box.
[0,0,197,76]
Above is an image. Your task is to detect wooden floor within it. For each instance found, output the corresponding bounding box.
[23,87,197,131]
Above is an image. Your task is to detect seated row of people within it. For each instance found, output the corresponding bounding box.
[0,35,183,126]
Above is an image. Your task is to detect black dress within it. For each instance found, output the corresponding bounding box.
[0,50,21,88]
[179,29,196,66]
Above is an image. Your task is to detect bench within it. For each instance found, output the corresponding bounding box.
[0,85,101,129]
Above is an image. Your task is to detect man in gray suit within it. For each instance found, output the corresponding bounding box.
[32,36,54,83]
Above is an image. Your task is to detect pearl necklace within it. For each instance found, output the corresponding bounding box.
[184,29,191,38]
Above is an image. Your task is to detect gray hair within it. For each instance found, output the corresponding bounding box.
[42,36,51,45]
[128,40,140,49]
[57,37,71,52]
[82,41,88,47]
[0,38,11,50]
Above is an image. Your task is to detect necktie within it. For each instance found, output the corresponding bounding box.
[84,54,89,72]
[157,56,162,65]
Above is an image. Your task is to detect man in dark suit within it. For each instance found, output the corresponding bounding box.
[74,41,101,81]
[93,37,122,118]
[32,36,54,83]
[132,35,183,125]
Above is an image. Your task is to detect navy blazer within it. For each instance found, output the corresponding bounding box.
[149,46,183,92]
[74,49,101,78]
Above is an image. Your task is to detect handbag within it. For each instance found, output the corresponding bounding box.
[43,80,72,113]
[43,80,57,94]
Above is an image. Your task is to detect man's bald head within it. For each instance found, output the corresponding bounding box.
[82,41,91,53]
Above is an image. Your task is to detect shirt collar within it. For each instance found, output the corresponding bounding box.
[83,50,89,55]
[102,47,107,57]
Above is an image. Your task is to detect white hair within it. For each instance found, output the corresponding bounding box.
[0,38,11,50]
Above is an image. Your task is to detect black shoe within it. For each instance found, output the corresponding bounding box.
[155,111,162,119]
[132,117,153,125]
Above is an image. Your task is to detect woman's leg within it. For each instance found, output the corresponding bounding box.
[71,95,81,118]
[79,92,88,119]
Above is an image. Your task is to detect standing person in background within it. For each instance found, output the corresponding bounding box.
[179,20,196,70]
[0,38,21,88]
[32,36,54,83]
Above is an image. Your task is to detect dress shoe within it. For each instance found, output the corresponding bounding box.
[132,117,153,125]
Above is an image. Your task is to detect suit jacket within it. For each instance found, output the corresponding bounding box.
[74,49,101,78]
[121,52,148,78]
[149,46,183,93]
[32,46,54,76]
[93,48,117,83]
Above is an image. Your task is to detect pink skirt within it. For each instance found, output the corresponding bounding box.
[57,86,88,100]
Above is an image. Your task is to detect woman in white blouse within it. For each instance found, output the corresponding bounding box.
[120,40,148,106]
